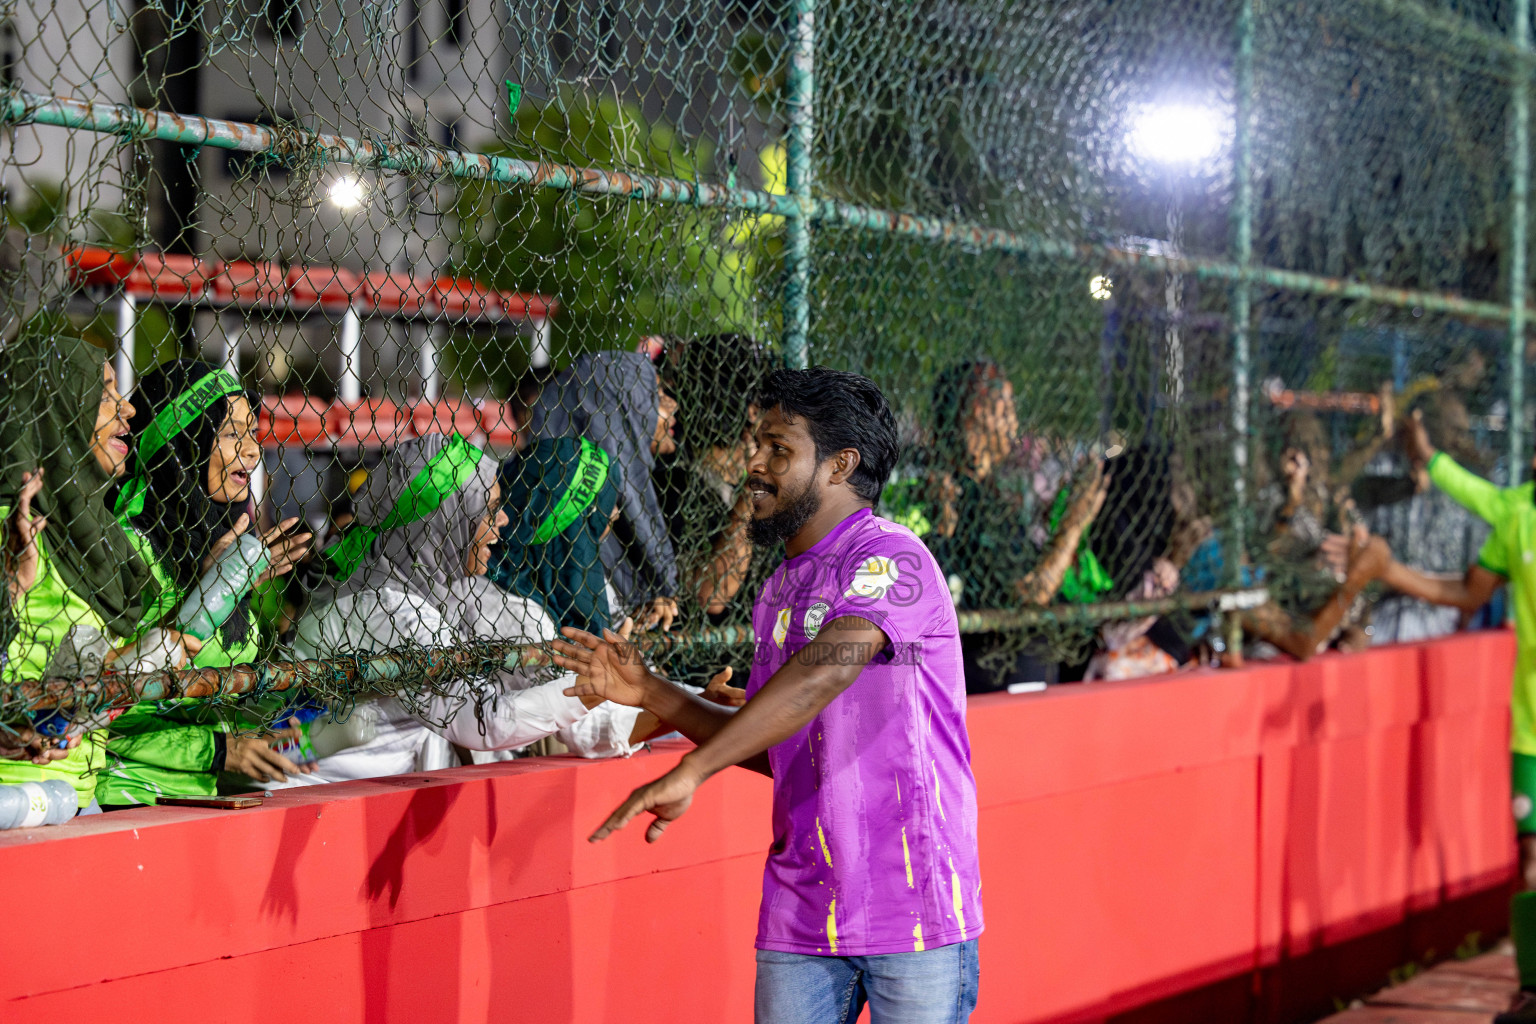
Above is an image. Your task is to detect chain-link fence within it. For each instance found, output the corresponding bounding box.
[0,0,1526,797]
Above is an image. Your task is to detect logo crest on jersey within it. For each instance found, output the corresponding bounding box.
[773,607,791,648]
[804,601,829,640]
[844,556,900,600]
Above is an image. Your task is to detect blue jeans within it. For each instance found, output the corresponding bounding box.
[755,939,980,1024]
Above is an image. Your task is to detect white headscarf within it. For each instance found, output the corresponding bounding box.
[328,434,498,620]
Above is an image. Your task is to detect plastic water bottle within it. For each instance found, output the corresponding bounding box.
[271,703,380,765]
[0,779,79,829]
[175,533,271,641]
[113,627,184,675]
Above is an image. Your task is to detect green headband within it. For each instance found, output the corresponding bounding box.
[325,433,490,582]
[529,437,611,545]
[114,368,246,519]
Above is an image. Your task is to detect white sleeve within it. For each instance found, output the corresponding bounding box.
[293,590,451,658]
[557,701,645,759]
[427,677,591,751]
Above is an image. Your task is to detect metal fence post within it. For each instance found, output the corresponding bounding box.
[1230,0,1256,581]
[1512,0,1531,482]
[782,0,815,369]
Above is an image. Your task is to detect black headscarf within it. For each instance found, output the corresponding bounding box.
[0,317,156,637]
[122,360,256,645]
[488,437,622,636]
[1089,443,1176,599]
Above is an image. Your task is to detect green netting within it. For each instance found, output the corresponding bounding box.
[0,0,1527,790]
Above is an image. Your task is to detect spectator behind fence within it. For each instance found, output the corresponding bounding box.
[1091,444,1177,599]
[926,358,1109,692]
[1362,389,1491,643]
[657,333,773,620]
[528,351,680,631]
[1084,558,1183,682]
[1255,411,1337,564]
[1236,410,1386,659]
[280,433,651,788]
[489,437,622,639]
[1077,446,1206,681]
[96,360,314,805]
[0,320,193,805]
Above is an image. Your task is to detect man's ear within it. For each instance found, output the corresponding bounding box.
[826,448,863,487]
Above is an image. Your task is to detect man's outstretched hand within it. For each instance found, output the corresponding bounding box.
[553,618,654,708]
[589,760,703,843]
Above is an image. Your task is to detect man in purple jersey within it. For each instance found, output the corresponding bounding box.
[553,367,983,1023]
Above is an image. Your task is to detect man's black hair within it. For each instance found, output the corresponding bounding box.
[756,366,900,503]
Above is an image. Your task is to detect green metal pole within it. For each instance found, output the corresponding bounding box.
[782,0,815,369]
[1231,0,1256,580]
[1513,0,1531,483]
[0,92,802,217]
[5,91,1521,327]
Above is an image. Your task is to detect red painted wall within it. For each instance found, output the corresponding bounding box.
[0,632,1517,1024]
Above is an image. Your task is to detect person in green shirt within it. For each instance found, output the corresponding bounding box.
[1,321,194,805]
[96,359,313,808]
[924,358,1110,691]
[1389,411,1536,1024]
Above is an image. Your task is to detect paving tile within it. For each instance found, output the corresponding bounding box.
[1313,953,1517,1022]
[1316,1008,1490,1022]
[1436,952,1518,984]
[1365,970,1511,1012]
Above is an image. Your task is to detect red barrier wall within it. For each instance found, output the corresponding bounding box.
[0,632,1517,1024]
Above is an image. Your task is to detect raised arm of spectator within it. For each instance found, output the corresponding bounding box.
[1016,461,1108,606]
[1335,381,1396,484]
[1241,526,1391,660]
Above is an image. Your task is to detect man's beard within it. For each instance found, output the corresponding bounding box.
[748,477,823,547]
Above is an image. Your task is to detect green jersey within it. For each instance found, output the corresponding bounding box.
[95,525,262,807]
[1428,452,1536,753]
[0,503,111,802]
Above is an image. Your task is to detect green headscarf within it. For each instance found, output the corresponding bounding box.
[0,317,157,636]
[488,437,620,636]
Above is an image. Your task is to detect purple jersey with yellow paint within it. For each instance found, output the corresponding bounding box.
[746,507,983,956]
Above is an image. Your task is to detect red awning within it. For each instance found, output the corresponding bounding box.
[260,394,518,448]
[65,246,557,323]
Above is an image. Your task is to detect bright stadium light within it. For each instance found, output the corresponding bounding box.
[1130,103,1225,166]
[328,175,368,210]
[1089,275,1113,301]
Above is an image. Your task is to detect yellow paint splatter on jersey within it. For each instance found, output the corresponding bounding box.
[912,922,925,952]
[817,817,833,868]
[901,827,914,889]
[827,897,839,954]
[949,859,968,941]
